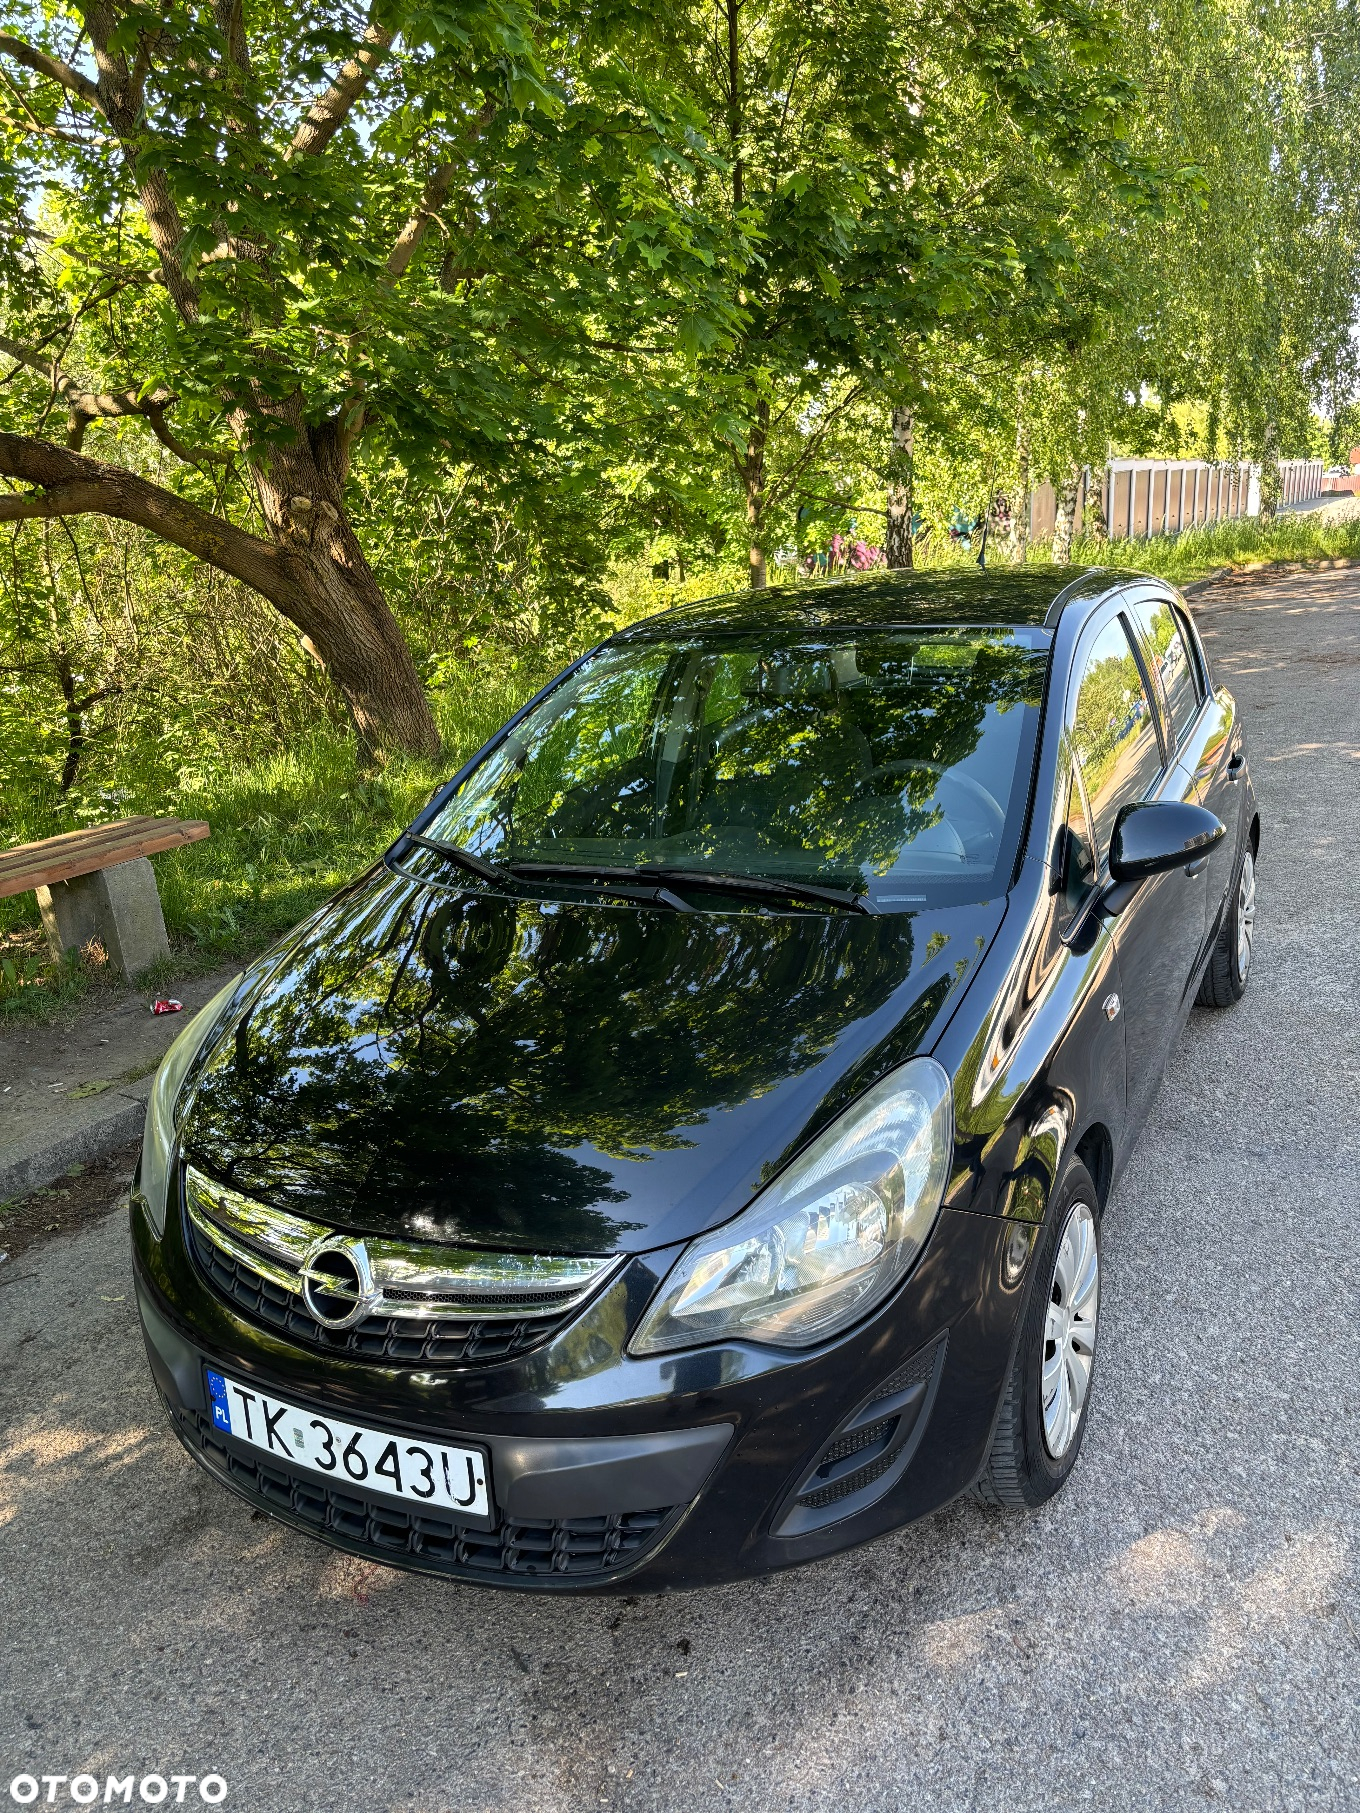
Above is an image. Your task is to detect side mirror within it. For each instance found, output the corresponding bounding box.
[1108,800,1226,885]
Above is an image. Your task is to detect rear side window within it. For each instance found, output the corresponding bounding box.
[1129,596,1202,749]
[1069,617,1164,869]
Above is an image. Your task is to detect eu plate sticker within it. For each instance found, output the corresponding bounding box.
[205,1367,231,1433]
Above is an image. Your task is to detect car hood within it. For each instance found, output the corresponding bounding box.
[182,867,1005,1254]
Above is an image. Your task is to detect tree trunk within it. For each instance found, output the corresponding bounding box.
[1257,419,1280,521]
[0,8,439,764]
[245,409,440,760]
[885,404,915,569]
[1009,415,1031,562]
[281,537,441,763]
[1086,463,1109,544]
[1051,464,1084,564]
[737,398,769,590]
[0,427,441,761]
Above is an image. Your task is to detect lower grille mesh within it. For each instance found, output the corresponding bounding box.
[172,1403,676,1580]
[797,1445,901,1510]
[814,1416,895,1471]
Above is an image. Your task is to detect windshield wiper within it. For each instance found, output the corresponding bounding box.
[508,862,870,914]
[500,860,692,912]
[397,839,691,911]
[402,832,513,887]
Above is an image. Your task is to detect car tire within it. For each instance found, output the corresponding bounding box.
[1197,841,1256,1008]
[972,1159,1101,1509]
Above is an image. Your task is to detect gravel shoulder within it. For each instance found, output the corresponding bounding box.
[1,568,1357,1813]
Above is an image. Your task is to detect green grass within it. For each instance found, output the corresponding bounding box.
[0,650,558,1023]
[1068,506,1360,586]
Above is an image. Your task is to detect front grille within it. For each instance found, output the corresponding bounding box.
[172,1402,677,1581]
[187,1219,576,1366]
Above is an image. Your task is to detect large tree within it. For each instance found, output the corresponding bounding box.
[0,0,741,755]
[622,0,1149,586]
[1013,0,1360,526]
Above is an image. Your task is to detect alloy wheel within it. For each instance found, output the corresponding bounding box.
[1041,1201,1100,1460]
[1236,850,1257,981]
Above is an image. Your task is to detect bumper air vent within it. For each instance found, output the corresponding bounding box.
[771,1337,946,1538]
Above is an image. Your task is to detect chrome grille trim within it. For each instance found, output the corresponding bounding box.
[183,1165,622,1322]
[185,1197,304,1297]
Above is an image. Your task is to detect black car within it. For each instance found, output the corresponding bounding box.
[133,567,1259,1591]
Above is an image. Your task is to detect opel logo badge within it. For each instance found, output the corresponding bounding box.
[299,1236,379,1331]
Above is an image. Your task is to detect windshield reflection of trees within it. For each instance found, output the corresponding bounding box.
[187,868,920,1250]
[434,635,1045,885]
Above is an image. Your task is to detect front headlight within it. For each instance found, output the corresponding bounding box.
[136,976,242,1236]
[630,1057,953,1354]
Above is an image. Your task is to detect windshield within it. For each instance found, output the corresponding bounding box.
[424,625,1050,910]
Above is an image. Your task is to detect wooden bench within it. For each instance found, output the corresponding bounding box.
[0,816,210,978]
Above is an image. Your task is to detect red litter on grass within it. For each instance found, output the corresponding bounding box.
[151,998,183,1015]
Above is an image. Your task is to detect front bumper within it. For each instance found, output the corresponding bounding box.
[133,1190,1031,1592]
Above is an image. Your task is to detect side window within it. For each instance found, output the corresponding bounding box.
[1058,765,1096,917]
[1129,596,1201,748]
[1069,617,1165,869]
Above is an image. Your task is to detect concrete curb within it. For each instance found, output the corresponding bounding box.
[0,1078,149,1202]
[1180,568,1233,597]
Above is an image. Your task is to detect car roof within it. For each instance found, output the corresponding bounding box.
[615,565,1123,642]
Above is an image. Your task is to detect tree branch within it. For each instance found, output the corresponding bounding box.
[765,385,866,508]
[288,8,393,160]
[74,5,199,323]
[386,161,458,281]
[0,331,177,418]
[0,30,100,105]
[0,480,112,521]
[0,433,293,606]
[384,101,498,281]
[143,403,233,467]
[0,333,229,466]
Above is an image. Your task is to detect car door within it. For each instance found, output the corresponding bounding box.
[1067,608,1205,1128]
[1123,590,1215,977]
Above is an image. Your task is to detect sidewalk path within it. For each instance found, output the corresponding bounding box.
[0,964,240,1200]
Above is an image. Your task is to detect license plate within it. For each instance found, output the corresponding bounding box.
[204,1368,491,1522]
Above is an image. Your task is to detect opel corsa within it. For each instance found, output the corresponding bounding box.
[134,568,1259,1589]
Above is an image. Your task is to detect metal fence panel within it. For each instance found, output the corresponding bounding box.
[1028,457,1322,544]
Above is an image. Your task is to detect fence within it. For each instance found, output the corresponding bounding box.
[1028,456,1325,543]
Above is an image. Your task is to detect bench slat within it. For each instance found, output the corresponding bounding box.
[0,816,169,876]
[0,817,211,899]
[0,816,166,866]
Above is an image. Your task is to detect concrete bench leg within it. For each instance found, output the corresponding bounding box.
[36,856,172,978]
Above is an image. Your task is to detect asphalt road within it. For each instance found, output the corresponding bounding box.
[2,568,1358,1813]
